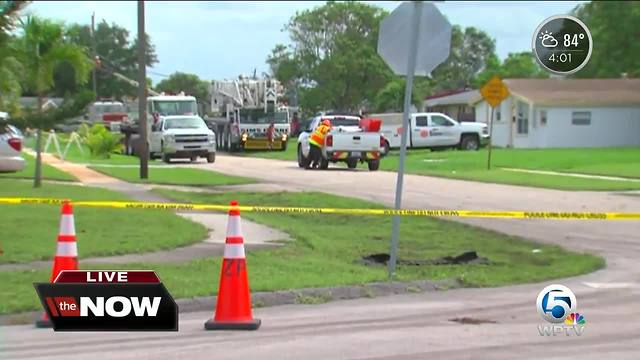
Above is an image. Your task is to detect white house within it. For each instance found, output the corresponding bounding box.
[473,78,640,148]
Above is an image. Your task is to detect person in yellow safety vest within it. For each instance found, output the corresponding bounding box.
[308,119,332,169]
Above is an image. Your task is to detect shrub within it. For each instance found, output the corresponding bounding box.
[82,124,123,158]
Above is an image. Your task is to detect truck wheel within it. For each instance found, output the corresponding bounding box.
[368,159,380,171]
[459,135,480,151]
[162,153,171,163]
[190,155,198,162]
[346,159,358,169]
[207,153,216,163]
[297,145,310,168]
[319,159,329,170]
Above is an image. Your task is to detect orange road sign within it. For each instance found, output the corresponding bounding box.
[480,76,510,108]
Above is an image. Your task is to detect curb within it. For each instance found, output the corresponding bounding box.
[0,278,460,326]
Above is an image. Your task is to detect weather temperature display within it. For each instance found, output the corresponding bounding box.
[532,15,592,75]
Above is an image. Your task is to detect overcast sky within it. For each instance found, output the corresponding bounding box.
[26,1,585,84]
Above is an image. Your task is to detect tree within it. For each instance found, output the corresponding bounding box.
[272,1,393,113]
[373,78,428,112]
[430,26,496,92]
[0,1,29,112]
[572,1,640,78]
[54,20,158,98]
[472,52,547,88]
[155,72,209,103]
[16,15,92,187]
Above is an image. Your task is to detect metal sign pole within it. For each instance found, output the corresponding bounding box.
[388,1,423,277]
[487,106,495,170]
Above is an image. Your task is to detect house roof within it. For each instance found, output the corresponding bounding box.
[425,89,480,107]
[473,78,640,107]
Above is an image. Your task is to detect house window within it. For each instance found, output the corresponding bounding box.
[495,105,501,121]
[540,110,547,126]
[517,102,529,135]
[572,111,591,125]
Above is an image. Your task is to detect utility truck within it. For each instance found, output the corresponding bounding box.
[297,113,384,171]
[206,75,290,152]
[371,112,489,155]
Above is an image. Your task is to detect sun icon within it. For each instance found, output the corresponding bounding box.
[538,30,553,40]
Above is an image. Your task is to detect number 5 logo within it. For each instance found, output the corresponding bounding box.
[536,284,577,323]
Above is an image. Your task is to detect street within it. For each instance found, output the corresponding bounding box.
[3,155,639,359]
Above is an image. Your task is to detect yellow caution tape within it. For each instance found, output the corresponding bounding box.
[0,197,638,220]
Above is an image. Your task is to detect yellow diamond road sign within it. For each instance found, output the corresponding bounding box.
[480,76,510,108]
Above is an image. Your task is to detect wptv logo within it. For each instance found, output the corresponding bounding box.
[35,270,178,331]
[536,284,586,336]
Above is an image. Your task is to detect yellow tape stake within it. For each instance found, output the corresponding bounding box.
[0,197,639,220]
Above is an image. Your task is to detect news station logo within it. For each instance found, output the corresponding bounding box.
[34,270,178,331]
[536,284,586,336]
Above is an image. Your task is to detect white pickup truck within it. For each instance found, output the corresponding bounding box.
[297,114,384,171]
[372,112,489,154]
[149,115,216,163]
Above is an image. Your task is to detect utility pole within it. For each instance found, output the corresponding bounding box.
[137,0,148,179]
[91,12,97,99]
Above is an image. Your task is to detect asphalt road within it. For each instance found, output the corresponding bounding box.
[3,155,640,359]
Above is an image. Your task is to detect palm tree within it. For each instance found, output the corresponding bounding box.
[17,15,92,187]
[0,1,30,111]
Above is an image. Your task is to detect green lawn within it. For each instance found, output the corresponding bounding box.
[88,166,256,186]
[238,139,297,161]
[0,153,77,182]
[0,189,603,314]
[378,147,640,191]
[238,141,640,190]
[0,179,207,264]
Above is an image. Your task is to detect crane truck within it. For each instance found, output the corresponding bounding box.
[205,75,291,152]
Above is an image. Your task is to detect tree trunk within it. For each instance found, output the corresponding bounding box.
[33,95,44,188]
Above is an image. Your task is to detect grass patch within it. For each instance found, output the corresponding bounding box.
[0,190,604,315]
[88,166,255,186]
[0,153,76,182]
[0,179,207,264]
[238,141,640,190]
[379,147,640,191]
[0,189,604,314]
[238,139,297,161]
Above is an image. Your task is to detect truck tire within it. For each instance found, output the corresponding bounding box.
[298,145,310,169]
[162,153,171,163]
[382,140,390,157]
[368,159,380,171]
[207,153,216,163]
[190,155,198,162]
[346,159,358,169]
[459,134,480,151]
[319,159,329,170]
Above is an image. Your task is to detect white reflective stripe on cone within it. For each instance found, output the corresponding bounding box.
[226,215,242,237]
[223,244,245,259]
[56,242,78,256]
[59,215,76,236]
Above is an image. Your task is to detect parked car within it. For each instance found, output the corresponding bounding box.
[0,123,26,173]
[149,115,216,163]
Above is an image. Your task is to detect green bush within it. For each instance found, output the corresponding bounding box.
[82,123,123,158]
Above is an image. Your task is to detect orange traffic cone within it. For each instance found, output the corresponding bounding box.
[35,200,79,328]
[204,201,261,330]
